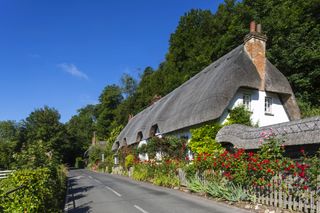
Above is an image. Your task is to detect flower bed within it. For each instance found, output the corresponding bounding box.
[129,129,320,211]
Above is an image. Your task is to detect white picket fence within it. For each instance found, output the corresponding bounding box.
[0,170,14,179]
[178,169,320,213]
[244,175,320,213]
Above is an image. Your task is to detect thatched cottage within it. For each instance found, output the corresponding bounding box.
[112,22,300,152]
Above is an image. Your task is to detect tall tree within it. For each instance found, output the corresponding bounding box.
[66,104,97,162]
[96,85,123,138]
[0,120,18,169]
[22,106,68,162]
[120,73,137,98]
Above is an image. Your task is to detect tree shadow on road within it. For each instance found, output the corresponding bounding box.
[68,201,92,213]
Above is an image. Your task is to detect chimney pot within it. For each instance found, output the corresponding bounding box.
[257,24,262,33]
[250,21,256,32]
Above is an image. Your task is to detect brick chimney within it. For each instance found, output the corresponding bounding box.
[244,21,268,90]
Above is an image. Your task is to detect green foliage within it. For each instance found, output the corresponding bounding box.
[183,163,197,180]
[0,121,19,169]
[0,120,18,141]
[139,136,187,160]
[75,157,85,169]
[187,175,251,202]
[297,98,320,118]
[226,105,253,126]
[0,140,16,169]
[12,140,52,169]
[132,159,181,187]
[21,106,71,164]
[187,177,207,194]
[88,145,104,165]
[96,85,123,138]
[104,125,123,169]
[300,149,320,190]
[137,144,147,155]
[125,154,135,169]
[257,131,285,160]
[120,73,137,98]
[189,123,224,155]
[153,174,180,188]
[0,166,67,212]
[132,163,149,181]
[66,105,96,164]
[98,161,108,172]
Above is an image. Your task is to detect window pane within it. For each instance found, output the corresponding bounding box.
[265,97,272,113]
[243,94,251,110]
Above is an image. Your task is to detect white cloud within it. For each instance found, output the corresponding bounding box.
[58,63,88,80]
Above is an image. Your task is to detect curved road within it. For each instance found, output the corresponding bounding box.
[65,169,250,213]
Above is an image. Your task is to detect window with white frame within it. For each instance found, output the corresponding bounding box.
[243,94,251,110]
[265,97,272,114]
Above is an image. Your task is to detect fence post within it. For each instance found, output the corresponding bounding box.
[317,175,320,213]
[279,174,283,208]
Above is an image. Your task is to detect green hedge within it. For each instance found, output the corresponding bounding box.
[0,165,67,212]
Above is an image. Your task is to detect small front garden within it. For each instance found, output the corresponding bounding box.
[115,124,320,212]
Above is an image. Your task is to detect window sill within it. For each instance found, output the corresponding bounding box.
[265,112,274,116]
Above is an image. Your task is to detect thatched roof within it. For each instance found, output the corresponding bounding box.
[216,116,320,150]
[112,44,300,151]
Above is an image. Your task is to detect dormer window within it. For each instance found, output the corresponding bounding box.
[265,97,272,114]
[123,138,127,147]
[243,94,251,110]
[136,132,143,142]
[149,124,160,137]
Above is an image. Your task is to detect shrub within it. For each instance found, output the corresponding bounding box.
[187,175,251,202]
[88,145,104,165]
[226,104,253,126]
[132,163,149,181]
[188,123,224,155]
[0,166,67,212]
[153,174,180,187]
[98,161,108,172]
[75,157,85,168]
[187,176,207,194]
[144,136,187,160]
[125,154,135,169]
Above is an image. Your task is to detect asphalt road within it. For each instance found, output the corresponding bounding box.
[65,169,250,213]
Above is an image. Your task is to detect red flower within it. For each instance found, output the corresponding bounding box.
[303,185,308,190]
[299,171,305,178]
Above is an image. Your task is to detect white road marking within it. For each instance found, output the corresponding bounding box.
[88,176,93,179]
[105,186,122,197]
[95,179,102,184]
[134,205,149,213]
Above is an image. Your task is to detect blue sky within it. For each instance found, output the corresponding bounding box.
[0,0,224,123]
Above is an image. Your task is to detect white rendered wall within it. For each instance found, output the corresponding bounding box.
[220,88,289,126]
[138,140,149,161]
